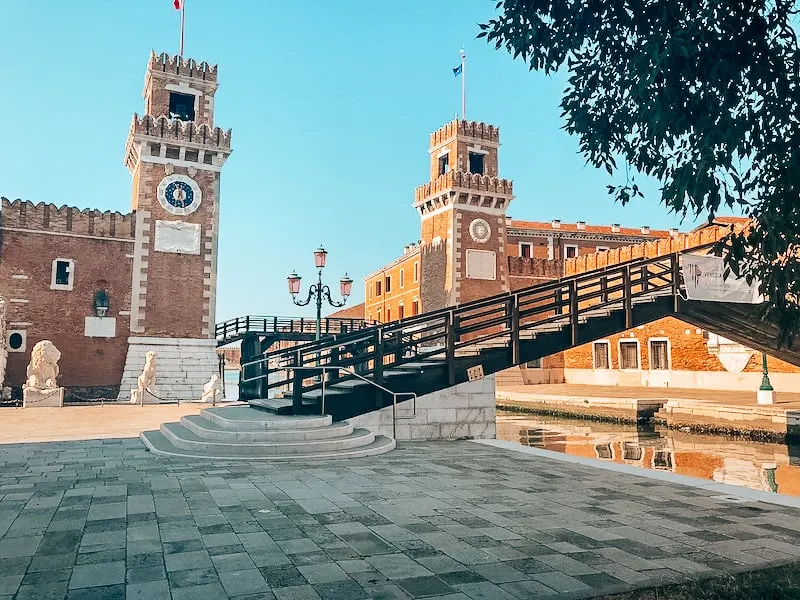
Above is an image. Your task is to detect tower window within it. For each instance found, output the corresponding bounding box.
[438,154,450,176]
[149,143,161,156]
[203,152,216,165]
[169,92,195,121]
[165,146,180,159]
[185,149,199,162]
[468,152,485,175]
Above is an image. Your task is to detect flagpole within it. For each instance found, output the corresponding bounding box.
[461,49,466,120]
[179,1,186,58]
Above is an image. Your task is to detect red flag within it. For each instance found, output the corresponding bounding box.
[173,0,182,9]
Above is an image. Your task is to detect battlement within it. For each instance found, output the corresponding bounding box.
[508,256,562,278]
[128,114,232,150]
[415,171,513,204]
[147,51,218,84]
[564,223,744,276]
[0,198,135,239]
[430,119,500,149]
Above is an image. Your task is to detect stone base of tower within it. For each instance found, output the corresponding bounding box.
[117,337,219,403]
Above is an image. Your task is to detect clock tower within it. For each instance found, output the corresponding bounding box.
[118,51,232,402]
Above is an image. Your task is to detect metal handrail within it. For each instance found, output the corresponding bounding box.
[276,365,415,439]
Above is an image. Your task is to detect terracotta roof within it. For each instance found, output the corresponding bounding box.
[327,303,365,320]
[507,220,674,238]
[690,216,751,232]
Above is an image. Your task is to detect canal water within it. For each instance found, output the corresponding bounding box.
[497,411,800,498]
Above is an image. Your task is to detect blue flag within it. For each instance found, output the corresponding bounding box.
[453,64,462,77]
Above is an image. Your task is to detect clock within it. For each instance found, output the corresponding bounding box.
[157,174,202,216]
[469,218,492,243]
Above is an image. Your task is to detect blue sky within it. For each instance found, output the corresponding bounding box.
[0,0,706,321]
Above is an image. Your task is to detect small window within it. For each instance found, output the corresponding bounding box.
[165,146,180,159]
[398,304,405,320]
[385,276,392,294]
[386,307,391,322]
[438,154,449,175]
[596,246,610,252]
[376,308,382,322]
[149,143,161,156]
[619,340,640,370]
[526,358,542,368]
[51,258,75,291]
[375,280,382,296]
[592,341,610,369]
[7,331,25,353]
[369,284,373,300]
[169,92,195,121]
[650,340,670,370]
[184,149,199,162]
[203,152,216,165]
[564,245,579,259]
[399,269,405,289]
[520,243,533,259]
[468,152,485,175]
[413,262,419,283]
[412,300,419,316]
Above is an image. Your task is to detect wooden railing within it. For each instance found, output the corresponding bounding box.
[215,316,374,344]
[241,253,682,410]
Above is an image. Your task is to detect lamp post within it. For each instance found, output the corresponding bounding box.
[287,247,353,342]
[757,351,775,405]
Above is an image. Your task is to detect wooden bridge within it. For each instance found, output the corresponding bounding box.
[236,250,798,421]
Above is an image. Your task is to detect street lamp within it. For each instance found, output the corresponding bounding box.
[287,246,352,342]
[757,351,775,405]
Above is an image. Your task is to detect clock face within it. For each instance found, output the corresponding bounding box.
[157,174,202,216]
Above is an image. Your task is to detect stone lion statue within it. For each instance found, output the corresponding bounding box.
[201,373,220,403]
[25,340,61,390]
[137,351,156,393]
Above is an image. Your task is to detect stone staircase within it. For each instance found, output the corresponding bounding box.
[140,405,395,460]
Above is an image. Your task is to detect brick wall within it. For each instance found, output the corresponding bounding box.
[0,210,134,389]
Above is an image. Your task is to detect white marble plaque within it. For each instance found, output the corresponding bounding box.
[84,317,116,338]
[154,220,201,255]
[465,249,496,280]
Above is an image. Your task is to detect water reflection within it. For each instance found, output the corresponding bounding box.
[497,412,800,497]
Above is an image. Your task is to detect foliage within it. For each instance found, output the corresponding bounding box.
[479,0,800,345]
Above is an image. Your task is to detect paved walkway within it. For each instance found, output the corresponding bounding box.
[497,383,800,408]
[0,404,239,444]
[1,439,799,599]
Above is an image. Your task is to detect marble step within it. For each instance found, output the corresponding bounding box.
[247,398,294,415]
[157,422,377,457]
[180,414,354,442]
[203,405,330,429]
[140,429,395,461]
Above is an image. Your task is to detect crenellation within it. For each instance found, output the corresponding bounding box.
[430,119,500,148]
[415,171,513,203]
[0,198,135,239]
[129,114,232,150]
[148,51,218,83]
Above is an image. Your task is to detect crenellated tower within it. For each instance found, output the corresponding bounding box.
[118,51,233,402]
[415,119,513,310]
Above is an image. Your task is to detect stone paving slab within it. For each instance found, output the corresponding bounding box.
[0,438,798,599]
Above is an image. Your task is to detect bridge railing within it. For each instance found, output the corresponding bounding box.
[215,316,374,344]
[243,252,683,403]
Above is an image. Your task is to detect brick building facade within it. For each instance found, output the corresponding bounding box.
[0,51,232,401]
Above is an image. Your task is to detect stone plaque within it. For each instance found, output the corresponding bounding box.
[467,365,485,381]
[84,317,116,338]
[154,220,201,255]
[465,249,496,280]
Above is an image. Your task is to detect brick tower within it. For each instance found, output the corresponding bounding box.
[415,120,513,311]
[118,51,232,402]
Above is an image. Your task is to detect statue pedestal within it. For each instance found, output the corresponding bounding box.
[23,387,64,408]
[131,389,160,405]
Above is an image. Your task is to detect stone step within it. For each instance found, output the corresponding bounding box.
[158,422,377,456]
[180,415,354,442]
[202,405,331,429]
[249,398,294,415]
[140,429,395,461]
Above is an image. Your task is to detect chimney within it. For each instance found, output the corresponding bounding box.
[641,225,650,235]
[611,223,620,233]
[669,228,679,238]
[576,221,586,231]
[551,219,561,229]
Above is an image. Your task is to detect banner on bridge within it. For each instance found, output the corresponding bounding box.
[680,254,763,304]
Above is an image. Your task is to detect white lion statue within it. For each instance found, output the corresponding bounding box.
[137,351,156,393]
[201,373,220,403]
[24,340,61,390]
